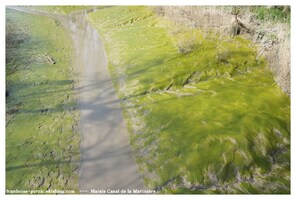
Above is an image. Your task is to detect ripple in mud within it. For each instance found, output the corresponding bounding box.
[28,176,45,188]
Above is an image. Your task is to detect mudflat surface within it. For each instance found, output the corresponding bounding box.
[9,7,144,192]
[65,12,144,192]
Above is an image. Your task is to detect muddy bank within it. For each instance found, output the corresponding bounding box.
[6,7,80,191]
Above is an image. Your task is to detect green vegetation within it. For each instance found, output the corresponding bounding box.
[6,9,79,192]
[30,6,92,14]
[88,6,290,193]
[251,6,290,23]
[30,6,106,15]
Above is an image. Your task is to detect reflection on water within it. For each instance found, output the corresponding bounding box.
[61,10,145,190]
[67,11,107,76]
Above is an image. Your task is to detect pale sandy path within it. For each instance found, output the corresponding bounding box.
[8,7,144,193]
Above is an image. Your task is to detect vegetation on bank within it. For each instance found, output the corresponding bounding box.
[27,6,92,15]
[28,6,106,15]
[6,9,80,192]
[251,6,290,23]
[88,6,290,193]
[154,6,290,94]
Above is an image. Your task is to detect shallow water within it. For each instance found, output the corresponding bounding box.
[63,10,145,192]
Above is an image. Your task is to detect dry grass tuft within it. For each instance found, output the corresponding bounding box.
[257,22,290,94]
[176,33,201,55]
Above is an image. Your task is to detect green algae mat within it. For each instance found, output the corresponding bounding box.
[6,9,79,193]
[88,6,290,194]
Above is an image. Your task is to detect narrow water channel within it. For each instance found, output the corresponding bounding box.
[64,10,145,192]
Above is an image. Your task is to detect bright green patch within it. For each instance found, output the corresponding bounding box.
[88,6,290,193]
[6,9,79,192]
